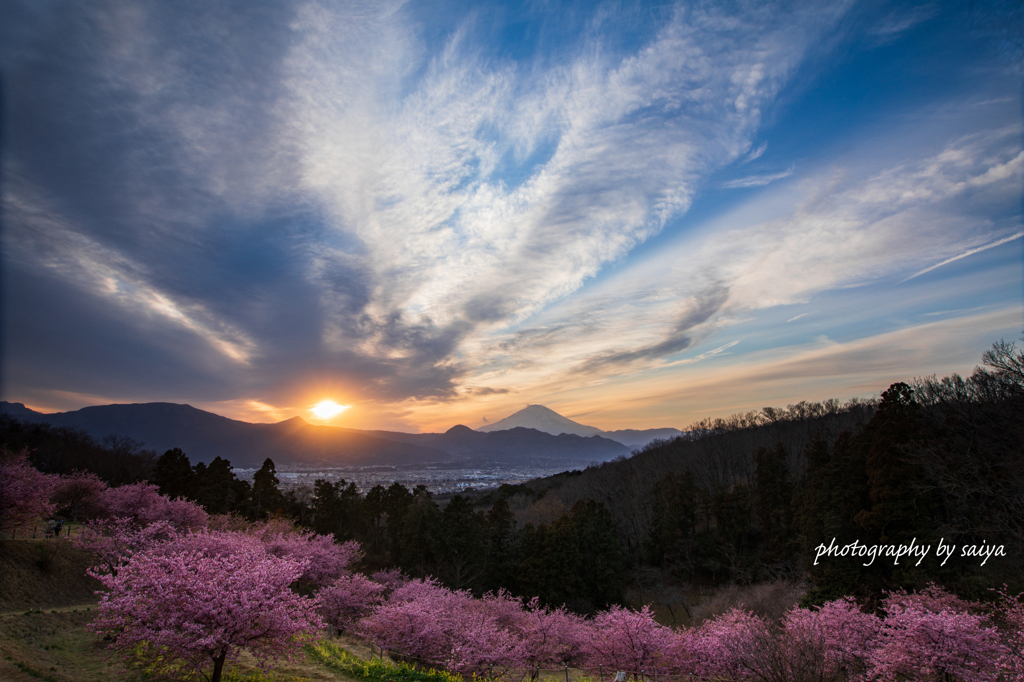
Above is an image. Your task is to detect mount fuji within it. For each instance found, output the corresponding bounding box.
[477,405,680,449]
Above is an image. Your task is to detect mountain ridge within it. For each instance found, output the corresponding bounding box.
[0,402,633,468]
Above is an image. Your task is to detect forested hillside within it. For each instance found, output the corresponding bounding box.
[531,340,1023,603]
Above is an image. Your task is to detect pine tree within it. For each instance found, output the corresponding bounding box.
[484,497,518,592]
[753,443,796,572]
[432,495,487,590]
[152,448,197,500]
[855,382,941,594]
[193,456,249,515]
[398,490,441,578]
[382,482,414,560]
[648,469,698,573]
[250,458,285,519]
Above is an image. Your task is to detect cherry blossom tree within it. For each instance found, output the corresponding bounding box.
[98,482,208,529]
[444,597,526,677]
[51,470,107,521]
[371,567,411,591]
[205,517,361,587]
[585,605,676,678]
[703,600,882,682]
[0,447,57,537]
[159,496,210,529]
[260,529,362,587]
[76,484,207,573]
[868,603,1006,682]
[145,527,264,558]
[358,578,472,665]
[358,578,527,677]
[782,598,881,681]
[991,586,1024,679]
[513,599,589,674]
[320,572,386,631]
[74,518,179,575]
[347,580,1022,682]
[90,542,322,682]
[98,481,166,522]
[882,582,981,616]
[687,608,765,680]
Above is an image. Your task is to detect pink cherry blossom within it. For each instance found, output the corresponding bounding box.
[90,542,322,682]
[782,597,881,680]
[98,482,208,529]
[585,605,676,678]
[51,470,107,520]
[97,482,165,521]
[260,529,362,587]
[515,599,589,670]
[358,578,467,665]
[882,582,981,616]
[687,608,764,680]
[145,527,264,557]
[990,586,1024,679]
[358,578,528,677]
[74,517,179,574]
[371,567,411,591]
[320,572,386,631]
[869,603,1006,682]
[0,448,57,537]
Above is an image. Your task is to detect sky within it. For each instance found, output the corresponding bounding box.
[1,0,1021,433]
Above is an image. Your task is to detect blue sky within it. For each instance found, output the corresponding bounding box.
[1,0,1021,432]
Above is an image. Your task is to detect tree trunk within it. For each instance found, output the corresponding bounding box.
[211,649,228,682]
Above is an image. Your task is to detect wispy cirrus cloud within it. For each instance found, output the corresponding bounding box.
[787,312,817,322]
[7,0,854,410]
[601,306,1022,425]
[900,230,1024,283]
[744,142,769,163]
[721,166,794,188]
[5,179,257,365]
[471,119,1022,395]
[868,4,937,43]
[283,0,849,346]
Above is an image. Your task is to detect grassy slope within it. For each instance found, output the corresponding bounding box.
[0,539,103,613]
[0,609,113,682]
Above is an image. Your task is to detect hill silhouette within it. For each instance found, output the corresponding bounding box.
[0,402,629,468]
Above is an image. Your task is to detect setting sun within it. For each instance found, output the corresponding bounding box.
[310,400,349,420]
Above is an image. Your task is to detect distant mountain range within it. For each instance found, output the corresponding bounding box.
[478,404,681,448]
[0,401,677,469]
